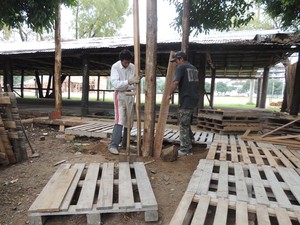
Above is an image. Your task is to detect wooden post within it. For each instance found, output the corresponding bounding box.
[181,0,190,54]
[143,0,157,157]
[81,55,89,116]
[290,53,300,115]
[198,53,206,109]
[259,67,269,108]
[256,78,262,107]
[52,2,62,119]
[154,51,176,158]
[133,0,142,156]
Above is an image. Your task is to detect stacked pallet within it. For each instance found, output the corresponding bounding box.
[0,92,27,165]
[197,108,274,134]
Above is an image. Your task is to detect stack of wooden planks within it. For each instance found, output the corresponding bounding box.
[197,108,274,134]
[0,92,27,165]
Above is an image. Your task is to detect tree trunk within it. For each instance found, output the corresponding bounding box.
[181,0,190,53]
[53,2,62,118]
[143,0,157,157]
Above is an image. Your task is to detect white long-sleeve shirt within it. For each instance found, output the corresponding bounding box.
[110,60,135,92]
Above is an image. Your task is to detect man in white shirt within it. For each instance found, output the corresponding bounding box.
[108,49,140,154]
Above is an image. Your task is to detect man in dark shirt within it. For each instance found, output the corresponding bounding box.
[168,51,200,156]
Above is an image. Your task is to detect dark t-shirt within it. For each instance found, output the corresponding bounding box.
[173,62,200,109]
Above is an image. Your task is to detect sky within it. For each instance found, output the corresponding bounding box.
[61,0,180,41]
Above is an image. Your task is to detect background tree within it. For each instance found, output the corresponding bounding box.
[167,0,255,35]
[73,0,131,39]
[256,0,300,31]
[0,0,77,33]
[216,81,229,96]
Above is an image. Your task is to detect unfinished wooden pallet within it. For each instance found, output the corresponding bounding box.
[65,123,214,145]
[170,159,300,224]
[206,142,300,168]
[170,193,300,225]
[28,162,158,225]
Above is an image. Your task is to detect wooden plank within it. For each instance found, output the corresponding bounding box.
[118,162,135,209]
[153,51,176,158]
[76,163,99,211]
[169,192,194,225]
[256,204,271,225]
[277,166,300,204]
[249,144,264,165]
[262,165,292,209]
[133,162,157,208]
[236,201,248,225]
[270,146,295,168]
[60,163,85,211]
[212,198,228,225]
[219,143,227,161]
[234,163,249,202]
[190,195,210,225]
[249,164,269,206]
[275,207,293,225]
[240,144,251,164]
[217,161,228,198]
[206,143,217,160]
[230,144,239,163]
[261,147,277,167]
[277,146,300,168]
[29,164,76,212]
[196,160,214,195]
[96,163,114,209]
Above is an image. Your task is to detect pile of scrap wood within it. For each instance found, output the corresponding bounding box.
[242,117,300,148]
[0,92,27,165]
[197,108,275,134]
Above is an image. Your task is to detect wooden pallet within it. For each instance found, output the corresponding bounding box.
[65,123,214,145]
[170,159,300,225]
[206,142,300,168]
[28,162,158,225]
[170,193,300,225]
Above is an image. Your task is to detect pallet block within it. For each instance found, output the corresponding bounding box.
[28,162,158,225]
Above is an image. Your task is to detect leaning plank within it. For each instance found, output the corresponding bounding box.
[118,162,135,209]
[76,163,99,211]
[275,207,293,225]
[196,160,214,195]
[234,163,249,202]
[217,161,229,198]
[236,201,248,225]
[29,164,76,212]
[97,162,114,209]
[256,204,271,225]
[133,162,157,208]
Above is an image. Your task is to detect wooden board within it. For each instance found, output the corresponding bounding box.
[206,142,298,168]
[28,162,158,224]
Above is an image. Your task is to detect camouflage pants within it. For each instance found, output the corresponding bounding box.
[179,109,194,150]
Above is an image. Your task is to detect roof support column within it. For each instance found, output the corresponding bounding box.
[3,59,13,92]
[290,53,300,115]
[256,78,262,107]
[259,67,270,108]
[198,53,206,109]
[81,55,90,116]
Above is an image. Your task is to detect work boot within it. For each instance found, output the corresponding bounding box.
[108,147,119,155]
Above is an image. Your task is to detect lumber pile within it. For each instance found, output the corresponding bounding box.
[197,108,274,134]
[0,92,27,165]
[242,117,300,148]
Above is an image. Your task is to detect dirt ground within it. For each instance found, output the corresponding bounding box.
[0,123,208,225]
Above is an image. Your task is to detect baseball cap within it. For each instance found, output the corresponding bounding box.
[170,51,187,62]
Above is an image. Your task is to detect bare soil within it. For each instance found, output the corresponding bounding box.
[0,123,208,225]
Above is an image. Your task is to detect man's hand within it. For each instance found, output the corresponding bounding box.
[128,76,140,85]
